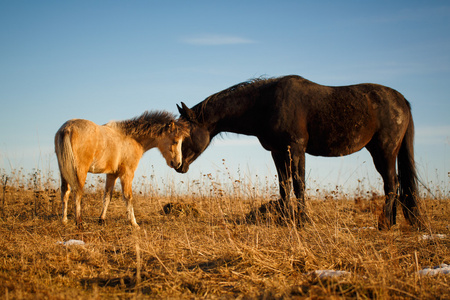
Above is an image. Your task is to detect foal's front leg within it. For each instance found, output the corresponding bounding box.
[99,174,117,224]
[120,173,139,228]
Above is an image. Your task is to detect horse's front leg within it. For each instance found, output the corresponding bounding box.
[290,145,310,225]
[99,174,117,224]
[271,149,294,219]
[120,173,140,229]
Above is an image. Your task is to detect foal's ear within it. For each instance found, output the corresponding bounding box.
[178,102,196,122]
[167,121,176,133]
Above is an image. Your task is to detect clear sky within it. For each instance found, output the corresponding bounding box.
[1,1,449,196]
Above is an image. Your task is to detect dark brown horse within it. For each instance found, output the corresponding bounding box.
[176,75,423,229]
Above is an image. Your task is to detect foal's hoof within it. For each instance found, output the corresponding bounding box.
[76,222,85,230]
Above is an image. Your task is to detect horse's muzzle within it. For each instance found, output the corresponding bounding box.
[175,163,189,173]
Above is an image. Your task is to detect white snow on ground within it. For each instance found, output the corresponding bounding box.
[418,264,450,276]
[420,234,447,240]
[306,270,351,279]
[57,239,85,246]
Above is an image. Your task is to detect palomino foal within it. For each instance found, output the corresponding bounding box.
[55,111,189,228]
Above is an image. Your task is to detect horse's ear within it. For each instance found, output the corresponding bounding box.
[178,102,196,122]
[177,103,184,116]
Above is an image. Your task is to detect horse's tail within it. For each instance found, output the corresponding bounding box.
[55,125,79,192]
[397,105,423,228]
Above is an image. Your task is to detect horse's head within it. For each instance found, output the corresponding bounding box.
[159,119,190,170]
[175,102,211,173]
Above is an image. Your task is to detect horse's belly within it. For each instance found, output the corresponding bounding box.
[306,137,368,157]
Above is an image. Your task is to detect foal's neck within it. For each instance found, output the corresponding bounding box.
[134,135,159,152]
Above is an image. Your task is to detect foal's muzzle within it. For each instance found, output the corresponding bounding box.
[171,161,182,170]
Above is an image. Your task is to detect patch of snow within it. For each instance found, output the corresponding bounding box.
[418,264,450,276]
[354,226,376,230]
[307,270,351,279]
[57,239,85,246]
[420,234,447,241]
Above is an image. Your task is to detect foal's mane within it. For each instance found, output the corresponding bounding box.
[107,111,186,138]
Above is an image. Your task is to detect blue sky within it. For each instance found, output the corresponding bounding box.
[1,1,449,195]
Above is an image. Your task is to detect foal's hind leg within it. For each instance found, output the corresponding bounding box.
[60,176,71,225]
[74,170,88,228]
[99,174,117,224]
[74,191,84,227]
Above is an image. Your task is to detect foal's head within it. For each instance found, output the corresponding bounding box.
[174,102,212,173]
[158,119,190,169]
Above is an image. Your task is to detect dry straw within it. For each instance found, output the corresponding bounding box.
[0,167,448,299]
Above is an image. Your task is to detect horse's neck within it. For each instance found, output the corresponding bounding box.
[199,94,256,136]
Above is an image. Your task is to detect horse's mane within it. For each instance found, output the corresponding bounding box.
[107,111,187,138]
[204,77,277,104]
[193,77,280,120]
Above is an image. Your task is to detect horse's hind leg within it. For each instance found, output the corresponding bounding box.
[367,145,399,229]
[60,176,71,225]
[99,174,117,224]
[120,173,139,228]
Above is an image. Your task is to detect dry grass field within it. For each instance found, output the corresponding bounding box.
[0,169,449,299]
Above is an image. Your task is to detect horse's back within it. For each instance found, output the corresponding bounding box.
[272,76,411,156]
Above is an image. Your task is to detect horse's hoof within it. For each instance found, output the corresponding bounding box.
[98,218,106,225]
[377,213,392,230]
[296,212,311,227]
